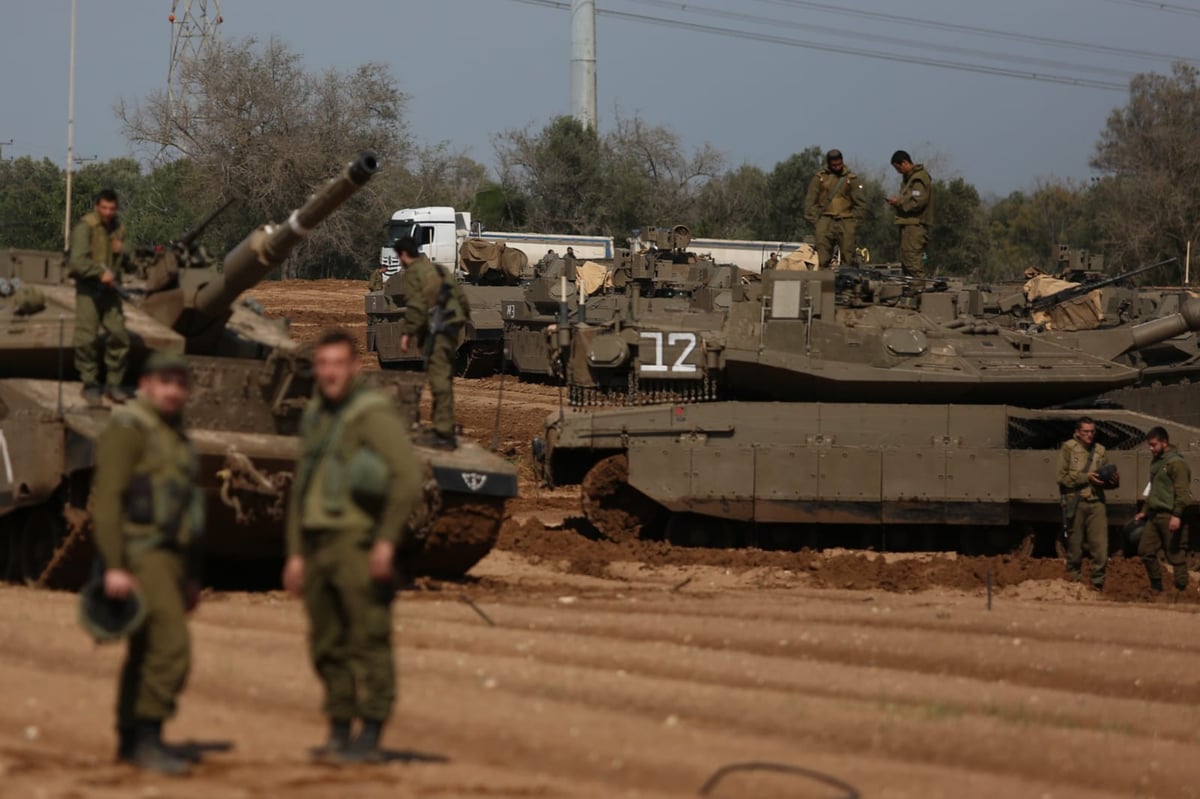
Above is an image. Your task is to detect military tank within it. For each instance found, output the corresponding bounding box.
[366,237,530,376]
[0,153,517,588]
[533,267,1200,551]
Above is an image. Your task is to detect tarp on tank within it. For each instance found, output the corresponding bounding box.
[777,244,819,271]
[459,239,527,285]
[576,261,613,296]
[1023,275,1104,331]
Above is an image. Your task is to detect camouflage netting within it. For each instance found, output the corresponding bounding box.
[459,238,528,286]
[1023,275,1104,331]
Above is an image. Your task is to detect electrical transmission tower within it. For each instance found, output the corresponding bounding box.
[168,0,223,127]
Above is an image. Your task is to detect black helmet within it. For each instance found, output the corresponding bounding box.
[1096,463,1120,488]
[78,576,146,643]
[1123,518,1145,549]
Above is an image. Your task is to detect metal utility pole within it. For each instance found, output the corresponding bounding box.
[168,0,223,128]
[570,0,597,130]
[63,0,77,250]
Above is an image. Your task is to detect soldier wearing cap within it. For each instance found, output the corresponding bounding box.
[804,149,866,270]
[1056,416,1113,590]
[92,351,203,775]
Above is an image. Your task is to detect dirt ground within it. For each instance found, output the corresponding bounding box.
[5,279,1198,798]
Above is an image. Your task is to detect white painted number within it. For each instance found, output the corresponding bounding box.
[640,331,698,373]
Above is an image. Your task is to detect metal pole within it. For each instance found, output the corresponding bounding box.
[1186,240,1191,286]
[63,0,78,251]
[570,0,597,130]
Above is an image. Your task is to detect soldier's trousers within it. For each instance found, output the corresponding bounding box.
[1066,500,1107,587]
[117,549,190,727]
[74,289,129,388]
[1139,512,1189,589]
[898,224,929,284]
[302,530,396,722]
[424,332,457,438]
[814,217,857,269]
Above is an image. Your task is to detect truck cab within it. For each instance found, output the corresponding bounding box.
[380,206,471,277]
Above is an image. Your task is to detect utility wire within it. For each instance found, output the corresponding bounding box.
[749,0,1197,64]
[508,0,1127,90]
[638,0,1139,80]
[1100,0,1200,15]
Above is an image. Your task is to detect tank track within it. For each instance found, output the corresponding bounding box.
[568,372,724,408]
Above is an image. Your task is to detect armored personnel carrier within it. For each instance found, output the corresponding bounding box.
[366,238,530,376]
[534,267,1200,551]
[0,153,517,588]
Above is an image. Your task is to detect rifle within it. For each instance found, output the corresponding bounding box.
[423,278,455,364]
[1029,257,1176,313]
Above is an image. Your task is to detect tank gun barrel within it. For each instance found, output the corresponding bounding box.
[175,197,235,250]
[1127,297,1200,353]
[193,151,379,319]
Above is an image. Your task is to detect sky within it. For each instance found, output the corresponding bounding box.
[2,0,1197,198]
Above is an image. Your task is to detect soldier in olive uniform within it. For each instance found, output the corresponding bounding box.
[367,264,386,292]
[1056,417,1111,589]
[394,236,470,449]
[1134,426,1192,592]
[69,189,134,405]
[763,252,779,272]
[804,149,866,270]
[283,328,423,763]
[886,151,934,288]
[93,352,203,775]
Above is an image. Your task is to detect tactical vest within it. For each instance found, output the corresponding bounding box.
[816,170,857,218]
[410,257,469,331]
[1147,449,1187,514]
[297,388,393,532]
[1062,438,1106,503]
[114,399,202,552]
[82,211,124,270]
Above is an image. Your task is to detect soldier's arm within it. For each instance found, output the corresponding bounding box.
[1170,460,1192,516]
[285,463,304,559]
[67,221,105,280]
[360,406,422,549]
[92,422,145,570]
[803,176,821,224]
[899,176,931,215]
[850,178,867,220]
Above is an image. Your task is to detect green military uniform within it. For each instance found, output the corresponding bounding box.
[368,268,385,292]
[400,255,470,440]
[1057,437,1109,588]
[287,382,422,725]
[1140,446,1192,591]
[893,164,933,284]
[92,394,202,745]
[764,254,779,271]
[804,168,866,269]
[69,211,130,390]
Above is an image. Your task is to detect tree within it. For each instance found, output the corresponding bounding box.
[692,164,770,239]
[762,147,823,241]
[1090,62,1200,277]
[119,36,411,278]
[494,116,605,235]
[0,157,67,250]
[927,177,990,276]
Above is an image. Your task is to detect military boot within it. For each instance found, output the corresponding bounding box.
[1150,577,1164,593]
[334,719,384,764]
[115,725,136,763]
[130,720,189,776]
[1174,570,1189,591]
[82,385,104,407]
[431,432,457,451]
[311,718,353,761]
[105,385,135,404]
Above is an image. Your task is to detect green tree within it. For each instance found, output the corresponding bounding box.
[926,177,989,276]
[762,147,823,241]
[0,157,66,250]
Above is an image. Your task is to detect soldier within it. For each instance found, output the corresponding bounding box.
[764,252,780,271]
[92,352,204,775]
[886,151,934,289]
[69,188,134,405]
[394,235,470,449]
[282,328,422,763]
[1056,417,1111,589]
[367,263,387,292]
[1134,426,1192,592]
[804,149,866,270]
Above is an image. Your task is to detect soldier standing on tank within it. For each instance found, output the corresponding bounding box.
[804,149,866,270]
[69,189,134,406]
[1134,426,1192,593]
[92,352,204,775]
[886,151,934,289]
[367,263,387,292]
[1056,417,1111,590]
[764,252,779,271]
[394,235,470,449]
[283,328,423,763]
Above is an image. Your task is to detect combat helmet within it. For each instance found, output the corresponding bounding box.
[78,576,147,643]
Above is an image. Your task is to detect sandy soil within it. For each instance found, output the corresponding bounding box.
[5,279,1194,797]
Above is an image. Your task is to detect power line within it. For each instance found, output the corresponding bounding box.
[508,0,1128,90]
[636,0,1139,80]
[749,0,1197,65]
[1100,0,1200,16]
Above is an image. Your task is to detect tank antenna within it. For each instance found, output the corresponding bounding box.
[56,313,65,419]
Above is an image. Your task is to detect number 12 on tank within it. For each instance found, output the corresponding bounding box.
[639,331,698,374]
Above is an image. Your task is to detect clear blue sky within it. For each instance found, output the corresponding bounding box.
[2,0,1196,197]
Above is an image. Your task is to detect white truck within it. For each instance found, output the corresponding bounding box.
[379,206,613,278]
